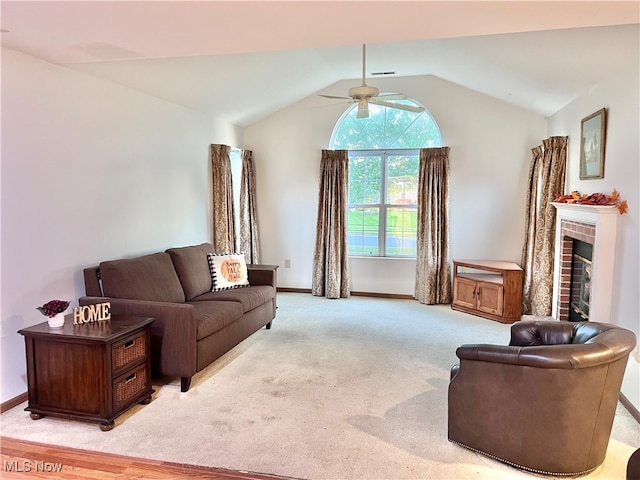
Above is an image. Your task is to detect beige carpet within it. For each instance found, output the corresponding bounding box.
[2,293,638,479]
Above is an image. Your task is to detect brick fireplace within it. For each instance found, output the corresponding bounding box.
[552,202,619,322]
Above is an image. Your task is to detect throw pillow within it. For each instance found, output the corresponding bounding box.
[207,253,250,291]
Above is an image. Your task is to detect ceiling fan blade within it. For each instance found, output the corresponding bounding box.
[318,94,352,100]
[369,99,425,113]
[374,93,408,101]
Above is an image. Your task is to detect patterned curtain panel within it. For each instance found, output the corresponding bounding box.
[521,136,568,315]
[415,147,451,305]
[239,149,261,264]
[210,144,236,253]
[311,150,350,299]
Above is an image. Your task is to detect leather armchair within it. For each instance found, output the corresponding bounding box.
[628,448,640,479]
[448,320,636,475]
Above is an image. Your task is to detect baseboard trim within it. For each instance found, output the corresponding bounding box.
[276,288,415,300]
[620,393,640,423]
[277,287,311,294]
[350,291,415,300]
[1,392,27,413]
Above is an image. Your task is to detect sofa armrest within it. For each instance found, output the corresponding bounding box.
[247,265,278,288]
[79,296,197,378]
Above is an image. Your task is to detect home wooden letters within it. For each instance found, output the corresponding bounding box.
[73,302,111,324]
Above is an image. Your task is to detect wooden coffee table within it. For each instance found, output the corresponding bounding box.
[18,315,154,431]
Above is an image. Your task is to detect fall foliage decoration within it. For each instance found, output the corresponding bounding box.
[554,189,628,214]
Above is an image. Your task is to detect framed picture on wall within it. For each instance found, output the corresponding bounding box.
[579,108,606,179]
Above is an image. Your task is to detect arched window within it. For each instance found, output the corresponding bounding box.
[329,98,442,257]
[330,99,441,149]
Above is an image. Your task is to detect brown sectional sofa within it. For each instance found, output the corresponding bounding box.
[80,243,277,392]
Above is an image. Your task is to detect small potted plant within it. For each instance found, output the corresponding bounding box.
[37,300,70,328]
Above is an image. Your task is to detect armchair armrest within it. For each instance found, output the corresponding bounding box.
[79,296,197,378]
[456,342,625,369]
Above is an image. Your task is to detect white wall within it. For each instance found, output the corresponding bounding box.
[548,63,640,410]
[0,48,240,403]
[245,75,546,294]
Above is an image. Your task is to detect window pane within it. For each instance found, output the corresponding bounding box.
[386,207,417,257]
[333,115,377,149]
[348,207,379,256]
[388,107,442,148]
[387,154,419,204]
[355,104,386,148]
[384,105,423,147]
[349,155,381,204]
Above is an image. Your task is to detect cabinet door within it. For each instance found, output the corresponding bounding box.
[453,277,477,309]
[477,282,503,316]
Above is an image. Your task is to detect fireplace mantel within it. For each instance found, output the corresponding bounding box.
[551,202,618,322]
[551,202,619,216]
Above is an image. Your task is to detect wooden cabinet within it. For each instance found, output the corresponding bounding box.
[19,315,154,431]
[452,260,523,323]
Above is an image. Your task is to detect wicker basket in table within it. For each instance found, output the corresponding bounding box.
[114,365,148,410]
[112,333,146,371]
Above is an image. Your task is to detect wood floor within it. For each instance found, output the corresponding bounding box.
[0,437,295,480]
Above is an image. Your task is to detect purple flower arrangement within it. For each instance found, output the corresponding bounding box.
[36,300,70,318]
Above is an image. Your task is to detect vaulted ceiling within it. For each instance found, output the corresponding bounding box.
[2,1,638,126]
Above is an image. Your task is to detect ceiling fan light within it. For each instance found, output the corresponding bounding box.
[357,101,369,118]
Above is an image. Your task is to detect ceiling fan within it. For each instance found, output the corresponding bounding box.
[319,44,425,119]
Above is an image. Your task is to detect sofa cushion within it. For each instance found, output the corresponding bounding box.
[191,285,275,313]
[191,300,244,340]
[166,243,215,301]
[207,253,250,291]
[100,252,185,303]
